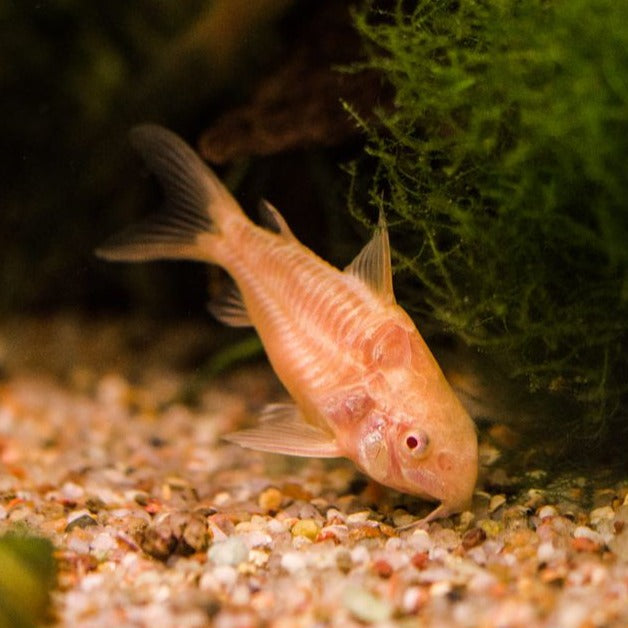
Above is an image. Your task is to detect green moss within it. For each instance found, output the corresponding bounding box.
[0,532,57,628]
[350,0,628,437]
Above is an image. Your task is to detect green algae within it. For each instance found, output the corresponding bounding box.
[0,531,56,628]
[349,0,628,441]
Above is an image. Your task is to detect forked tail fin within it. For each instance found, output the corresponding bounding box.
[95,124,243,263]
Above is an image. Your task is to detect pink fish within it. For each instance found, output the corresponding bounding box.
[97,125,478,521]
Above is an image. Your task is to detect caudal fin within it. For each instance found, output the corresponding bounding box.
[95,124,242,263]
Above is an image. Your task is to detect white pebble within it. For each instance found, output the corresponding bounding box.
[212,565,238,590]
[573,526,603,544]
[91,532,118,556]
[385,536,402,551]
[590,506,615,526]
[80,573,104,592]
[350,545,370,566]
[342,585,392,623]
[61,481,85,500]
[208,537,248,566]
[248,549,269,567]
[537,541,558,563]
[231,584,251,606]
[408,529,433,553]
[325,508,345,522]
[280,551,307,574]
[489,494,507,513]
[401,586,425,613]
[468,569,498,593]
[430,580,452,597]
[347,511,371,523]
[266,518,288,534]
[538,505,558,519]
[241,530,272,549]
[66,536,90,554]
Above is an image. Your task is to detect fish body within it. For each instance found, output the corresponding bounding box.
[97,125,478,521]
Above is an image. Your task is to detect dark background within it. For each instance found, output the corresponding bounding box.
[1,0,378,319]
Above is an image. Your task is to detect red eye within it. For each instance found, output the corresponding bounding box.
[404,431,429,457]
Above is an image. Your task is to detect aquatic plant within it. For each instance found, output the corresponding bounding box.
[0,531,56,628]
[349,0,628,440]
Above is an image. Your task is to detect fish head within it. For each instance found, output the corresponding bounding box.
[354,396,478,518]
[392,407,478,517]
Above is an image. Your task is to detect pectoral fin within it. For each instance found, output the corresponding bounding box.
[223,403,342,458]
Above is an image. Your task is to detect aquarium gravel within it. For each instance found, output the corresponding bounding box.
[1,317,628,627]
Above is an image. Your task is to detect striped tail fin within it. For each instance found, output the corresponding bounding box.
[96,124,243,264]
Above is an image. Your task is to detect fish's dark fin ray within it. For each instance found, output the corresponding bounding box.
[95,207,210,262]
[223,403,342,457]
[344,209,395,304]
[258,199,297,240]
[96,124,242,263]
[207,281,252,327]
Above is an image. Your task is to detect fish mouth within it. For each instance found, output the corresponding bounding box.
[404,467,445,502]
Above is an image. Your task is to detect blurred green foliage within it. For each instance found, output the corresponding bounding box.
[0,531,56,628]
[349,0,628,438]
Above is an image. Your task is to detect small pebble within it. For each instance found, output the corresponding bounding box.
[280,551,307,574]
[258,487,283,512]
[349,523,382,542]
[85,496,106,514]
[430,581,452,597]
[248,549,269,567]
[62,481,85,501]
[91,532,118,557]
[281,482,312,501]
[372,558,393,578]
[609,528,628,561]
[537,541,558,563]
[65,514,98,532]
[402,586,428,614]
[208,536,248,566]
[181,514,211,554]
[213,565,238,590]
[478,519,501,538]
[342,585,393,624]
[538,505,558,520]
[590,506,615,526]
[346,510,371,523]
[291,518,320,541]
[408,529,433,552]
[411,552,429,569]
[573,526,603,544]
[458,510,475,530]
[571,536,600,553]
[462,527,487,550]
[489,494,507,513]
[392,508,415,528]
[336,549,353,573]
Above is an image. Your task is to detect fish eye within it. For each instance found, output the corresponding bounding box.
[404,430,430,457]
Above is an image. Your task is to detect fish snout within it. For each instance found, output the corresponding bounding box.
[404,466,446,502]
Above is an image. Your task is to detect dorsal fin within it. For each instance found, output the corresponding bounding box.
[258,200,296,240]
[344,210,395,304]
[207,281,251,327]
